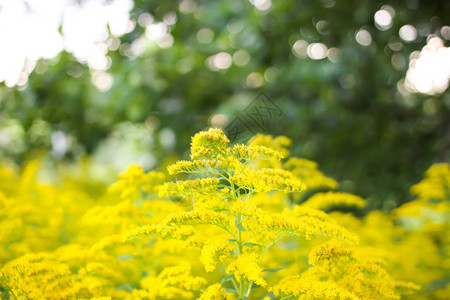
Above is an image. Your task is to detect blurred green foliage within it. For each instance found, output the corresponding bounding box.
[0,0,449,209]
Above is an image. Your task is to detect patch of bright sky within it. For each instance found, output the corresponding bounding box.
[0,0,448,96]
[0,0,133,87]
[404,37,450,95]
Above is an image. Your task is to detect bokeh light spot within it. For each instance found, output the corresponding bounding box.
[246,72,264,88]
[374,8,393,31]
[399,25,417,42]
[355,29,372,46]
[307,43,328,60]
[197,28,214,44]
[249,0,272,11]
[292,40,309,58]
[404,37,450,95]
[233,49,251,66]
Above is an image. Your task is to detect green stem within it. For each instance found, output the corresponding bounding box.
[237,215,243,254]
[231,278,239,292]
[8,288,18,300]
[245,280,254,297]
[227,171,253,300]
[258,233,285,260]
[238,279,246,299]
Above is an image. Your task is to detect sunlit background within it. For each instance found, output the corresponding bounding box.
[2,1,449,92]
[0,0,449,208]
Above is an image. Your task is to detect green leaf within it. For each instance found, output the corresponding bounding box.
[225,288,237,294]
[216,208,231,212]
[262,267,287,273]
[117,254,134,261]
[244,242,262,247]
[235,215,246,231]
[264,292,276,299]
[221,274,235,284]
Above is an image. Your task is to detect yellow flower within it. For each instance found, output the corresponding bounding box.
[158,177,220,197]
[283,206,335,223]
[109,164,165,199]
[226,253,266,287]
[410,163,450,201]
[233,202,358,243]
[308,240,355,266]
[230,168,305,193]
[301,192,366,211]
[248,134,292,157]
[272,274,360,300]
[162,209,229,228]
[200,240,234,272]
[125,224,195,241]
[228,144,284,161]
[198,283,227,300]
[191,128,230,160]
[133,262,207,299]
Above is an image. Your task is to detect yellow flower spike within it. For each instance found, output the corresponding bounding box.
[162,209,230,228]
[228,144,284,161]
[230,168,306,193]
[301,192,366,211]
[248,134,292,157]
[200,240,234,272]
[158,177,220,197]
[283,157,318,170]
[132,262,207,299]
[231,201,261,216]
[167,159,244,175]
[109,164,165,199]
[117,163,144,179]
[167,160,202,175]
[124,224,195,241]
[0,253,97,299]
[185,235,207,248]
[283,206,335,223]
[226,253,266,287]
[198,283,227,300]
[141,171,166,192]
[284,157,339,191]
[297,239,421,300]
[308,240,355,266]
[410,163,450,201]
[425,163,450,178]
[190,128,230,160]
[271,275,360,300]
[232,201,358,243]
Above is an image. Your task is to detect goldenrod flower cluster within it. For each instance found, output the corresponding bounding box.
[226,253,266,287]
[198,283,227,300]
[0,129,448,299]
[301,191,366,211]
[410,163,450,201]
[130,262,207,299]
[228,144,284,161]
[200,240,234,272]
[158,177,220,198]
[108,163,165,200]
[272,239,419,300]
[230,168,305,193]
[190,128,231,160]
[283,157,339,193]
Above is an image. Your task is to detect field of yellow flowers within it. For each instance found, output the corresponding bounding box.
[0,128,449,299]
